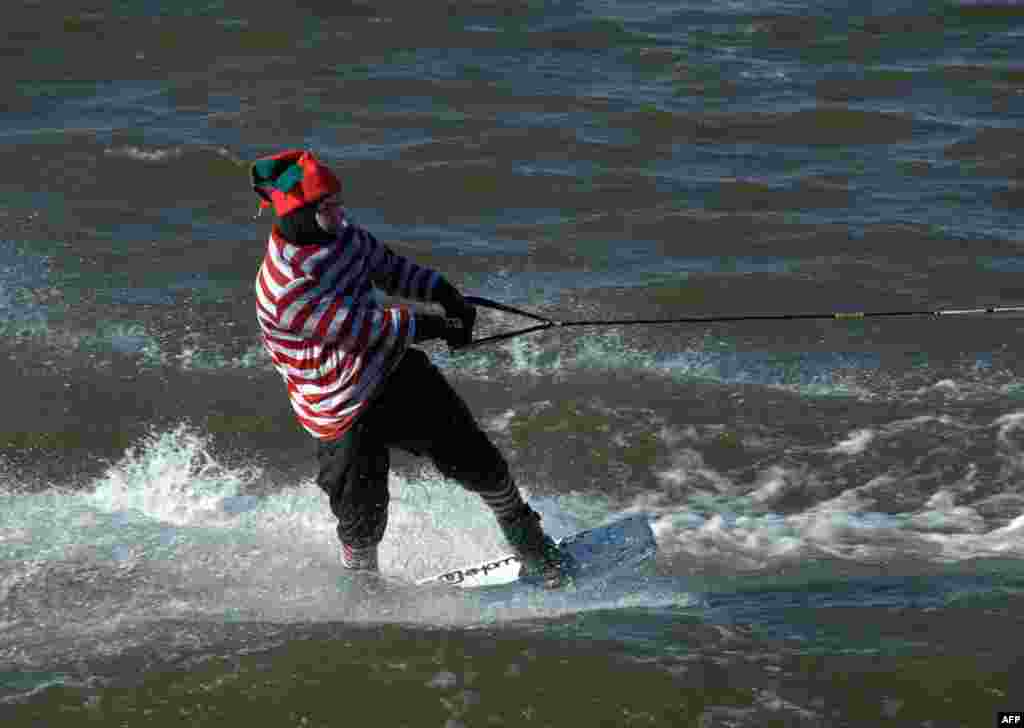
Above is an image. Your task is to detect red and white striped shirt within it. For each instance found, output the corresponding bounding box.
[255,215,442,440]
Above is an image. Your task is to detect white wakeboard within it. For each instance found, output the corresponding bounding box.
[416,514,657,590]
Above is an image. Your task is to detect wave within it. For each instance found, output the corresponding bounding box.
[102,143,245,171]
[0,424,691,640]
[636,413,1024,570]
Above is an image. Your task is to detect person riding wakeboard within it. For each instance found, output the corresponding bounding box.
[250,149,573,588]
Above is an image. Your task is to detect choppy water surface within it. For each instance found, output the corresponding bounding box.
[2,0,1024,725]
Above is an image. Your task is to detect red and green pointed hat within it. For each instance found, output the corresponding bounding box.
[250,149,342,217]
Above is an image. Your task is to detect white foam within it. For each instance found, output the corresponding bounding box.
[1,424,688,631]
[748,465,802,505]
[88,424,267,529]
[992,410,1024,472]
[103,145,239,165]
[644,409,1024,565]
[104,145,184,163]
[908,490,987,534]
[655,448,732,494]
[8,411,1021,634]
[994,410,1024,446]
[827,428,875,455]
[922,512,1024,560]
[484,409,517,433]
[647,476,1024,569]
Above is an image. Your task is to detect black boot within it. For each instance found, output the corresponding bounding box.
[497,505,574,589]
[341,542,379,572]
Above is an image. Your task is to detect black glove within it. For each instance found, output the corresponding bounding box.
[433,279,476,348]
[413,313,470,349]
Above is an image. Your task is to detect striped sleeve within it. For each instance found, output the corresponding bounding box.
[287,286,414,355]
[256,228,421,442]
[320,295,415,354]
[263,242,414,354]
[362,227,442,303]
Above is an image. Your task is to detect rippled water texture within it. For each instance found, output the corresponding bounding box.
[2,0,1024,725]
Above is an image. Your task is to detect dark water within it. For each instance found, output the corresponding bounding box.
[3,0,1024,725]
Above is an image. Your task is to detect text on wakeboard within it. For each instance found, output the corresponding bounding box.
[436,555,519,585]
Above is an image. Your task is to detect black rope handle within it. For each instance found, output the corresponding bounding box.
[454,296,1024,351]
[458,297,559,350]
[464,296,559,324]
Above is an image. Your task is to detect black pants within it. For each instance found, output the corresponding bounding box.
[315,348,510,548]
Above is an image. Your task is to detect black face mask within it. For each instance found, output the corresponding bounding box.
[276,203,335,245]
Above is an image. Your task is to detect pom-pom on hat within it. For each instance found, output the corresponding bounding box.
[251,149,342,218]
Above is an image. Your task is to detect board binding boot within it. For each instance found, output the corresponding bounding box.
[341,542,379,572]
[498,504,575,589]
